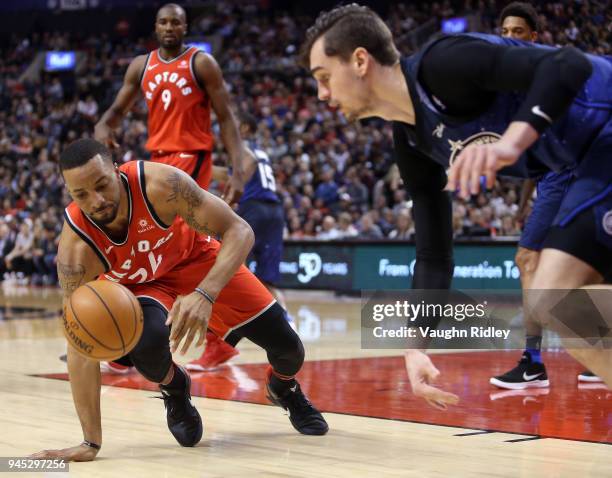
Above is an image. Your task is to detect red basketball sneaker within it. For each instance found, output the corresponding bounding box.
[185,331,239,371]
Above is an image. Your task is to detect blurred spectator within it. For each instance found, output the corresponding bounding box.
[465,209,492,237]
[499,215,522,236]
[4,220,35,283]
[341,166,369,209]
[0,221,16,279]
[389,209,414,240]
[359,213,384,240]
[76,95,99,123]
[337,212,359,239]
[314,169,340,208]
[32,226,59,286]
[317,215,340,240]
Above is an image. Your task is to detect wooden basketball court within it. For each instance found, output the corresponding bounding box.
[0,286,610,477]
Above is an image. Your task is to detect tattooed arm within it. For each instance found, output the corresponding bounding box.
[33,222,107,460]
[147,161,254,298]
[144,162,255,353]
[57,220,105,298]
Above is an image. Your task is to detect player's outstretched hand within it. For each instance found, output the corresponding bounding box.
[166,292,211,354]
[29,443,99,462]
[404,350,459,410]
[222,174,245,206]
[93,124,119,150]
[446,141,522,199]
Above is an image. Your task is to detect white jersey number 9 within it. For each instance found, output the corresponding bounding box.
[161,89,172,111]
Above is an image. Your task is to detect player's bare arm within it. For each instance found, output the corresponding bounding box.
[212,165,230,182]
[29,224,106,462]
[242,147,258,181]
[211,147,257,184]
[94,55,147,149]
[194,52,246,204]
[143,162,254,353]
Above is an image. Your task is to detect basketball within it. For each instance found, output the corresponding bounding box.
[62,280,144,361]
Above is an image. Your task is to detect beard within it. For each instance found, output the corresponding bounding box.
[89,203,119,226]
[158,35,181,49]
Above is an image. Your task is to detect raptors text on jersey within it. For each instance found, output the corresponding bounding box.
[141,47,214,153]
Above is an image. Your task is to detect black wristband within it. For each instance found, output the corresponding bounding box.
[81,440,101,450]
[194,287,215,304]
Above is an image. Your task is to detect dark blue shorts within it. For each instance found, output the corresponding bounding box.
[519,170,572,251]
[542,119,612,277]
[237,199,284,285]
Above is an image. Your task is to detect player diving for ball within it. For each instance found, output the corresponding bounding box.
[30,139,328,462]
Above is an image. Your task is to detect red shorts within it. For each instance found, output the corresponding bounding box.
[150,150,212,190]
[126,243,275,339]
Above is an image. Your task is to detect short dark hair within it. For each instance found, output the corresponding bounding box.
[157,3,186,20]
[499,2,539,32]
[59,139,113,173]
[299,3,399,69]
[238,112,258,134]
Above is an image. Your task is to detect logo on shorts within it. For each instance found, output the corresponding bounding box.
[448,132,501,167]
[138,218,154,234]
[603,210,612,236]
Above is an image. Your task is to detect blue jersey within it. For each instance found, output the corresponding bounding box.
[239,147,280,204]
[397,33,612,183]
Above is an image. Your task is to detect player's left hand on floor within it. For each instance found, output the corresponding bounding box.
[29,443,99,462]
[404,350,459,410]
[166,293,211,354]
[446,142,521,199]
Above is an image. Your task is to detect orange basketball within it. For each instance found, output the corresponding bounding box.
[62,280,144,361]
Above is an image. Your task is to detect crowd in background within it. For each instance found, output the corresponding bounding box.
[0,0,609,283]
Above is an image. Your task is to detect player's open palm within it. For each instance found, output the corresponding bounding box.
[447,141,522,198]
[404,351,459,410]
[166,293,212,354]
[29,443,98,462]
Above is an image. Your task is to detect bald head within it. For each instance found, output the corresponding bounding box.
[157,3,186,21]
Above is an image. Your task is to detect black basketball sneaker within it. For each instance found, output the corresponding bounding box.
[577,370,603,382]
[490,351,550,389]
[266,381,329,435]
[158,365,203,446]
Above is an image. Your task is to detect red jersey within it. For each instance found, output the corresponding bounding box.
[140,47,214,154]
[64,161,219,285]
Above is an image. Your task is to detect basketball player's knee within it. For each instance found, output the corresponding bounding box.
[134,356,172,383]
[130,333,171,382]
[515,248,539,276]
[129,303,171,382]
[268,329,304,376]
